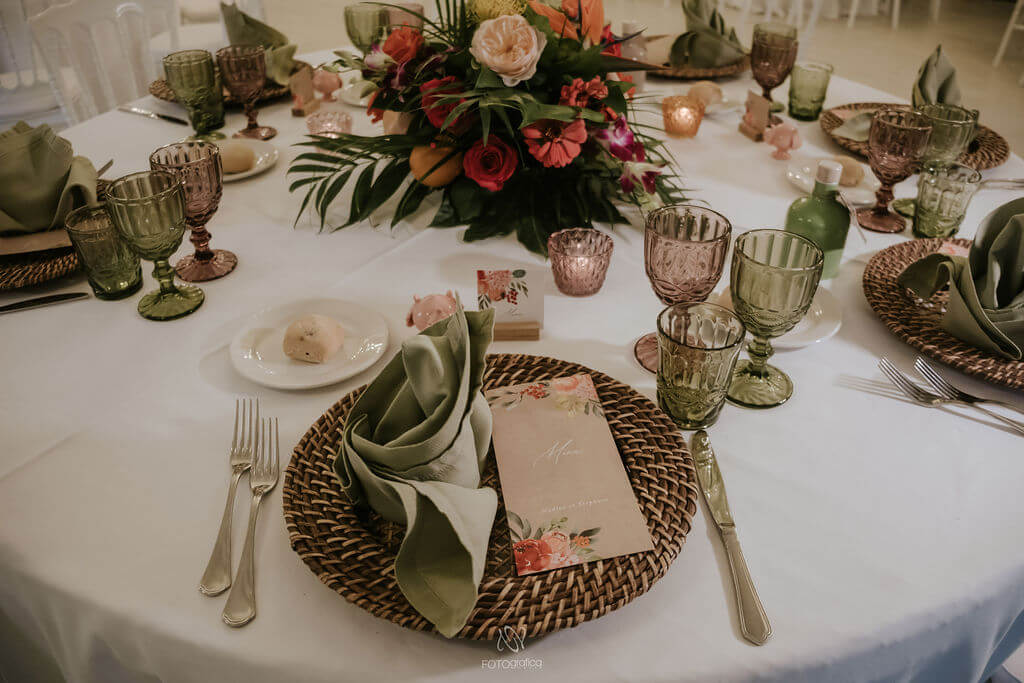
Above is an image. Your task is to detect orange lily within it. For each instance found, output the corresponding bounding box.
[528,1,578,40]
[561,0,604,45]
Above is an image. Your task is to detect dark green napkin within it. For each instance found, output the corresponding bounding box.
[334,304,497,638]
[898,197,1024,360]
[220,2,297,86]
[669,0,746,68]
[0,121,97,235]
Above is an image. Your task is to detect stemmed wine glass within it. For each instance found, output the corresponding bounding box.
[105,171,205,321]
[345,2,390,54]
[727,230,823,408]
[634,205,732,373]
[216,46,277,140]
[149,141,236,282]
[750,22,798,114]
[856,109,932,233]
[163,50,225,140]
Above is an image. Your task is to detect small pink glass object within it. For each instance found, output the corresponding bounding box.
[312,69,343,101]
[547,228,614,297]
[406,290,457,330]
[662,95,705,138]
[306,110,353,138]
[764,122,802,160]
[388,2,424,29]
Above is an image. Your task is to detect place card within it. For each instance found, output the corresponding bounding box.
[289,64,320,116]
[739,90,771,141]
[486,374,654,576]
[476,267,543,341]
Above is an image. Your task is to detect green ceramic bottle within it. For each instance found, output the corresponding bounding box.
[784,160,850,279]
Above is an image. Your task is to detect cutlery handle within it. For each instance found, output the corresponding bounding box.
[199,468,245,596]
[721,527,772,645]
[980,399,1024,420]
[969,403,1024,436]
[223,491,264,627]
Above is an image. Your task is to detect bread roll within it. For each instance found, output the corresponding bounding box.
[687,81,723,107]
[220,142,256,174]
[831,155,865,187]
[283,314,346,364]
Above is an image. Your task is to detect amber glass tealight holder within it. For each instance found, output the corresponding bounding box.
[662,95,706,138]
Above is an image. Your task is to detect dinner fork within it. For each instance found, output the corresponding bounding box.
[878,358,1024,436]
[200,397,258,596]
[223,417,280,627]
[914,357,1024,418]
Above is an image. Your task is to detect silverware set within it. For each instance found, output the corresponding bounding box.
[878,357,1024,436]
[199,397,280,626]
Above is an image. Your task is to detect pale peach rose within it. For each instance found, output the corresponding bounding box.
[469,15,547,87]
[541,530,570,555]
[551,376,581,394]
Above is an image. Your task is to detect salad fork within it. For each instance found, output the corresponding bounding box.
[200,397,258,596]
[223,417,280,627]
[879,358,1024,436]
[914,356,1024,418]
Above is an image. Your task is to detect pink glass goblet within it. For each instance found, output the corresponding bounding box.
[634,205,732,373]
[216,45,277,140]
[750,22,798,113]
[856,109,932,234]
[149,141,237,282]
[548,228,614,297]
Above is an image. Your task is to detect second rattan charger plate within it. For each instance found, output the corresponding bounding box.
[652,56,750,80]
[283,353,699,640]
[863,238,1024,391]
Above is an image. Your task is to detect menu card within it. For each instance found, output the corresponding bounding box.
[485,374,654,576]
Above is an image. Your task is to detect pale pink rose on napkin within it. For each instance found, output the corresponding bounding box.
[470,15,547,87]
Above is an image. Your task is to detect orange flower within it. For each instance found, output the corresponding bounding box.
[573,535,590,547]
[522,118,587,168]
[528,1,577,40]
[513,538,552,574]
[561,0,604,45]
[559,76,608,107]
[366,89,384,123]
[382,26,424,64]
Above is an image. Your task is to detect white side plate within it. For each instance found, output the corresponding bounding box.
[219,140,279,182]
[786,157,880,207]
[717,286,842,350]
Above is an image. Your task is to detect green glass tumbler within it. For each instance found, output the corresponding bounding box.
[65,205,142,300]
[788,62,833,121]
[913,162,982,238]
[916,103,978,167]
[105,171,204,321]
[163,50,225,140]
[727,230,823,409]
[657,302,746,429]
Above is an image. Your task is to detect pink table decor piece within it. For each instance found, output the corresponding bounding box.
[764,122,802,160]
[312,69,344,102]
[406,290,458,330]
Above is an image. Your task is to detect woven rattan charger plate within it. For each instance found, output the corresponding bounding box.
[149,61,310,106]
[820,102,1010,171]
[283,353,698,640]
[863,238,1024,391]
[652,56,750,80]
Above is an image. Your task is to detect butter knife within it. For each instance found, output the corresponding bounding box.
[0,292,89,315]
[117,106,188,126]
[690,430,772,645]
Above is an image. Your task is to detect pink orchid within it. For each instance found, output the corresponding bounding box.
[620,161,662,195]
[595,116,645,163]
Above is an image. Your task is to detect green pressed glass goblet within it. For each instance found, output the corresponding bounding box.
[345,3,390,54]
[163,50,226,141]
[105,171,204,321]
[727,230,823,409]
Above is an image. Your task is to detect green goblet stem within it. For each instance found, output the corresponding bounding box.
[743,337,774,377]
[153,258,182,295]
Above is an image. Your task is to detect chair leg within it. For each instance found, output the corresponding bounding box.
[848,0,860,28]
[891,0,900,29]
[804,0,824,42]
[994,0,1024,67]
[739,0,754,27]
[929,0,940,22]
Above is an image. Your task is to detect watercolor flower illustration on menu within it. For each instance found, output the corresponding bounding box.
[486,375,602,416]
[477,268,528,309]
[508,510,601,575]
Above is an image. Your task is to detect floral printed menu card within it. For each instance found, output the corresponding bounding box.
[485,374,654,576]
[476,268,543,327]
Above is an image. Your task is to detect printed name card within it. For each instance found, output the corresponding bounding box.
[485,374,654,576]
[477,268,543,340]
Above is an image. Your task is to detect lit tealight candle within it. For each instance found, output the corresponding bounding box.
[662,95,706,138]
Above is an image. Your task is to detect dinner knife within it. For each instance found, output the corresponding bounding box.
[117,106,189,126]
[690,430,772,645]
[0,292,90,315]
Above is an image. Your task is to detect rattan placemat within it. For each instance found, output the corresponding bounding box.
[863,238,1024,391]
[820,102,1010,171]
[149,61,309,106]
[652,56,749,80]
[283,353,699,640]
[0,248,78,291]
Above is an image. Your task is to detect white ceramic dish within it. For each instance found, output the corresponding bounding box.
[703,97,741,116]
[717,286,842,350]
[229,298,389,390]
[219,140,278,182]
[786,157,880,207]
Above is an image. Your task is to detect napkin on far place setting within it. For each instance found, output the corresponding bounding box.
[670,0,746,68]
[898,197,1024,361]
[0,121,97,235]
[220,2,297,86]
[333,304,497,638]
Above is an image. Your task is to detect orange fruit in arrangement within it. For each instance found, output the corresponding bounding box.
[410,144,463,187]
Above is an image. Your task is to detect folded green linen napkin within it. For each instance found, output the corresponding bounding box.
[669,0,746,68]
[334,304,497,638]
[898,197,1024,361]
[220,2,297,86]
[0,121,97,235]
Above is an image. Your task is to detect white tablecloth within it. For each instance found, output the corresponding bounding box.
[3,50,1024,683]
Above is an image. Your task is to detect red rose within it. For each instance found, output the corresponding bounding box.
[420,76,464,129]
[513,538,552,574]
[463,136,518,192]
[382,27,424,64]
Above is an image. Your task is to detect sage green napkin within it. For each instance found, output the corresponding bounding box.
[669,0,746,68]
[0,121,97,235]
[334,304,497,638]
[220,2,297,86]
[898,197,1024,361]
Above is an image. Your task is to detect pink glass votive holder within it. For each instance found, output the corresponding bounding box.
[662,95,706,138]
[306,110,353,138]
[548,228,614,297]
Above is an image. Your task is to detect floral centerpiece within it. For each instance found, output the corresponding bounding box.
[289,0,685,254]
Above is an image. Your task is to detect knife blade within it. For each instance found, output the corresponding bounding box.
[0,292,90,315]
[117,106,188,126]
[690,430,772,645]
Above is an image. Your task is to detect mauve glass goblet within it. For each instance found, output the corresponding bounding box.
[105,171,204,321]
[634,205,732,373]
[548,228,614,297]
[216,45,277,140]
[750,22,798,112]
[149,141,236,282]
[856,109,932,234]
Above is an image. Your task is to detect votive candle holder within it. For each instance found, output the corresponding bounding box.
[548,228,614,297]
[662,95,706,138]
[306,110,353,138]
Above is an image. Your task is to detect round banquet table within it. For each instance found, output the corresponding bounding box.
[2,49,1024,683]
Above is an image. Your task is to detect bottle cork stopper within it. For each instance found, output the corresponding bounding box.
[816,159,843,185]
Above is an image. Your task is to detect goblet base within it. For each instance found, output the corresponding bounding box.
[175,249,238,282]
[138,285,204,321]
[633,333,659,373]
[856,207,907,233]
[190,131,226,142]
[891,198,916,219]
[234,126,277,140]
[727,359,793,408]
[91,275,142,301]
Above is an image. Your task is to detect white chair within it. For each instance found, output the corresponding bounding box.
[994,0,1024,67]
[846,0,939,30]
[0,0,64,128]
